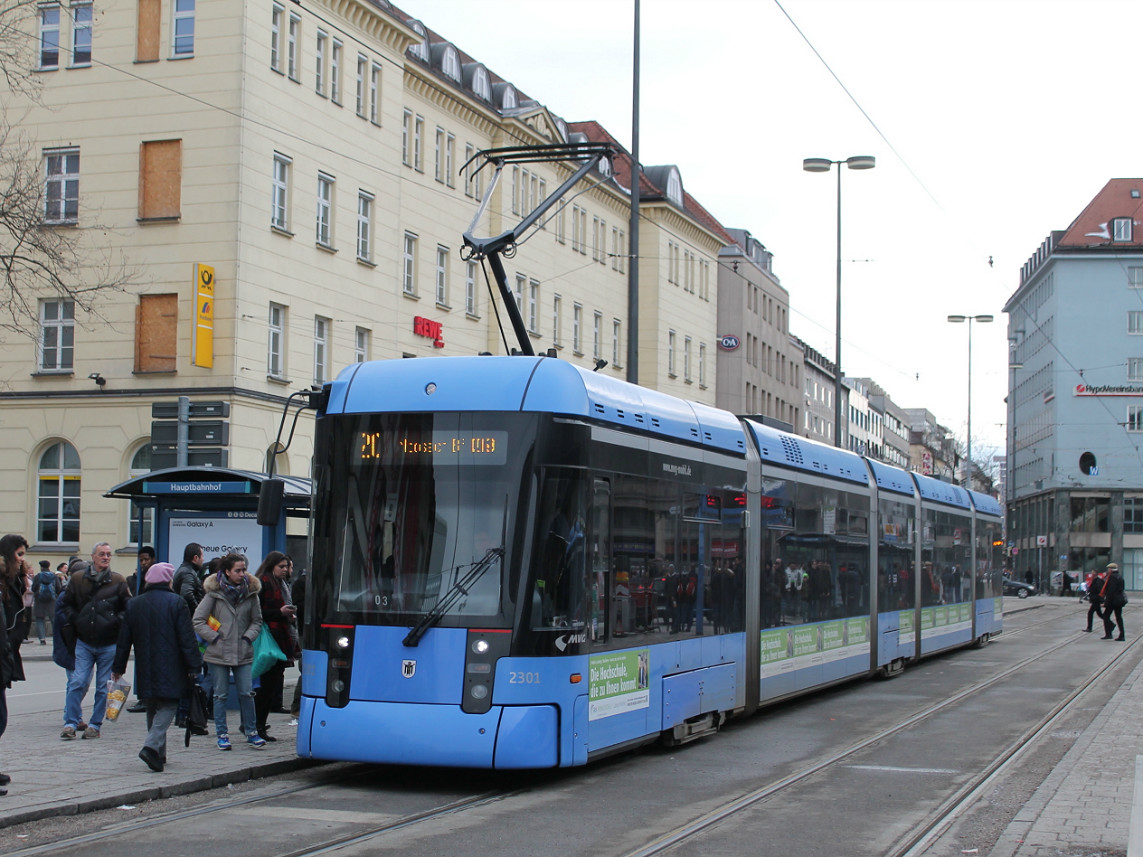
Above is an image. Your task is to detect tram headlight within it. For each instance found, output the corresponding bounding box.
[470,684,489,700]
[331,679,345,693]
[472,639,490,655]
[336,636,351,649]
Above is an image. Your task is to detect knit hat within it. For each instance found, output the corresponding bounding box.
[145,562,175,585]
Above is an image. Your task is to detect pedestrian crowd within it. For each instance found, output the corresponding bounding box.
[0,534,305,793]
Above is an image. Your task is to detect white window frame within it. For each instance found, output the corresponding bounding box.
[402,109,412,166]
[592,312,602,361]
[316,172,334,247]
[356,190,373,262]
[668,330,676,377]
[270,5,283,71]
[330,38,342,104]
[313,316,330,385]
[413,115,424,171]
[434,127,445,182]
[684,336,692,382]
[271,152,291,231]
[1113,217,1133,242]
[612,319,621,367]
[1128,266,1143,289]
[127,445,154,546]
[514,273,525,312]
[172,0,195,57]
[465,261,478,316]
[552,294,562,347]
[268,303,286,378]
[1130,311,1143,335]
[436,245,450,306]
[699,342,707,387]
[369,63,381,124]
[315,30,327,95]
[1129,358,1143,382]
[356,54,367,117]
[354,327,370,363]
[445,133,455,188]
[38,298,75,372]
[1129,405,1143,433]
[572,304,582,354]
[37,440,81,545]
[528,279,539,334]
[39,4,61,69]
[71,1,92,66]
[402,232,418,296]
[44,147,80,224]
[287,13,299,80]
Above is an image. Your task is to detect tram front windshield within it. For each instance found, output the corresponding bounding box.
[320,412,532,625]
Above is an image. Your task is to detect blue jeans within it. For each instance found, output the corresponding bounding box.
[208,662,256,739]
[65,640,117,731]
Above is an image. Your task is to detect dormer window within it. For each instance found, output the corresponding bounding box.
[499,84,517,110]
[598,157,612,178]
[1113,217,1133,242]
[407,20,428,61]
[666,167,683,207]
[555,119,567,142]
[441,45,460,82]
[472,65,490,100]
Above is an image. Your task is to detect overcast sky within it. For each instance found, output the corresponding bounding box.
[400,0,1142,455]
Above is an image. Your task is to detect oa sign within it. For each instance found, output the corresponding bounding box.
[718,334,740,351]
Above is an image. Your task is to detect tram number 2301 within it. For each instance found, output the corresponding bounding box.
[509,671,542,685]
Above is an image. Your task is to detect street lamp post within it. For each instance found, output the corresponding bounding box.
[947,313,994,489]
[803,155,875,448]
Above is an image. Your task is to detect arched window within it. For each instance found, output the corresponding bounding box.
[265,442,289,476]
[408,21,428,61]
[128,444,154,546]
[37,440,81,544]
[473,66,490,100]
[441,46,461,82]
[666,168,683,207]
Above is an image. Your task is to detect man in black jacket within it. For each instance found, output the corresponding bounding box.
[60,542,131,740]
[171,543,205,615]
[1100,563,1127,641]
[113,562,202,772]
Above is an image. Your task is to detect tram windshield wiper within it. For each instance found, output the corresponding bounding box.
[402,546,504,647]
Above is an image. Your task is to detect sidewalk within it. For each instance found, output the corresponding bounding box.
[991,602,1142,856]
[0,646,313,830]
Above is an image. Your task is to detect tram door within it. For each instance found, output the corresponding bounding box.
[591,479,613,642]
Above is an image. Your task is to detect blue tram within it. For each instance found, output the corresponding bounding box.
[296,355,1004,768]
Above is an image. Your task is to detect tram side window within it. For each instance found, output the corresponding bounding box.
[878,496,916,612]
[773,481,871,624]
[532,471,588,630]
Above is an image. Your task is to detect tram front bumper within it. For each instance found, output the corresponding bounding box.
[298,698,559,769]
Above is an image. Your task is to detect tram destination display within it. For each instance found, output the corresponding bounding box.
[357,430,508,465]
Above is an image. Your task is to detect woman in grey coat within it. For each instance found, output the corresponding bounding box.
[192,554,265,750]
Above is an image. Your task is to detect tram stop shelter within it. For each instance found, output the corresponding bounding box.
[105,467,312,568]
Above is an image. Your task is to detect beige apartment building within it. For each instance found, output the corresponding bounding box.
[715,229,803,428]
[0,0,725,563]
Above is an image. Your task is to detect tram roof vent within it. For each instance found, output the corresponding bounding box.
[616,408,625,420]
[635,413,645,424]
[780,435,805,466]
[593,403,606,416]
[650,417,661,428]
[690,427,700,439]
[703,430,713,442]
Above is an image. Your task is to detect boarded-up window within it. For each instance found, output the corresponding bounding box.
[135,294,178,372]
[137,0,160,61]
[139,140,182,220]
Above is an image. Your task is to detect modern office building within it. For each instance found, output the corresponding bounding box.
[1004,178,1143,589]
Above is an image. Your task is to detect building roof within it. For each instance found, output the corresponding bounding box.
[1056,179,1143,249]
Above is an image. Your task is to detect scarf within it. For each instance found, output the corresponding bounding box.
[218,571,248,605]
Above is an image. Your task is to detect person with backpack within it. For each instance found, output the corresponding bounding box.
[31,560,59,644]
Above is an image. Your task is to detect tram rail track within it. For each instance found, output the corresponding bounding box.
[5,605,1100,857]
[617,625,1135,857]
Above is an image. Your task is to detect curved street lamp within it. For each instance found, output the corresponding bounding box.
[947,313,994,488]
[803,155,876,447]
